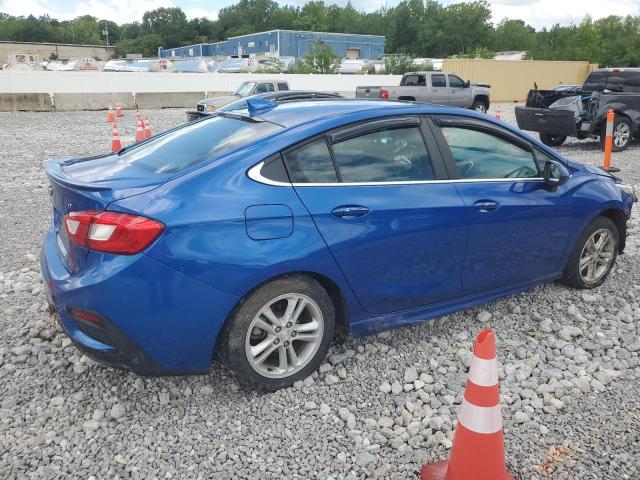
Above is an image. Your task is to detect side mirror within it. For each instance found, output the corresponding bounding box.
[465,80,471,88]
[543,160,570,190]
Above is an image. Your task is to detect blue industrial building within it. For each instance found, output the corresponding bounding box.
[159,30,385,60]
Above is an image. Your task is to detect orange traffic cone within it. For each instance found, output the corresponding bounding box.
[111,122,122,152]
[420,329,514,480]
[106,105,115,123]
[135,118,145,142]
[143,117,152,138]
[495,105,502,121]
[115,102,123,118]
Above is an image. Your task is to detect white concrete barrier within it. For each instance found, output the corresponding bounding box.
[0,70,401,95]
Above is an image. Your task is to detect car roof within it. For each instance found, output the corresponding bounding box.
[245,99,419,127]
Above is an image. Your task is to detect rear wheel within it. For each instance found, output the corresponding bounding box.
[600,116,633,152]
[218,275,335,391]
[562,217,618,289]
[539,133,567,147]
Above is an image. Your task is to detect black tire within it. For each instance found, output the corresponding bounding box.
[539,133,567,147]
[561,217,618,289]
[600,116,633,152]
[471,99,488,114]
[218,275,335,392]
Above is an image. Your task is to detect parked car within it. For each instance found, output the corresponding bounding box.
[192,79,290,115]
[356,71,491,112]
[186,90,343,121]
[41,99,636,391]
[515,68,640,151]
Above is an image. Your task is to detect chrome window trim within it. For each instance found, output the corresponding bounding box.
[248,161,544,187]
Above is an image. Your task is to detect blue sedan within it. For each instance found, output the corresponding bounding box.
[41,99,636,391]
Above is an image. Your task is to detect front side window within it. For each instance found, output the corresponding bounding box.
[332,126,434,183]
[256,83,275,93]
[283,138,338,183]
[441,126,538,179]
[122,116,282,174]
[431,74,446,87]
[448,75,465,88]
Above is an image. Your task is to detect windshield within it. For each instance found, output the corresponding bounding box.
[120,115,282,174]
[234,82,256,97]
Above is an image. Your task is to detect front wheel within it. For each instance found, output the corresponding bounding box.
[218,275,335,391]
[471,100,487,114]
[539,133,567,147]
[562,217,618,289]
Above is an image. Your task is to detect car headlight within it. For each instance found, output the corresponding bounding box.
[618,184,637,202]
[206,105,216,112]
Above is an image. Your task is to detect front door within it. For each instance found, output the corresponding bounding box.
[432,117,577,293]
[447,74,473,107]
[283,118,468,314]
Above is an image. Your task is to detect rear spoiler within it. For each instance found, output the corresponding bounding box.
[45,158,111,191]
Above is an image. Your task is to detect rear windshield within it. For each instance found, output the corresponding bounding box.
[582,71,608,92]
[121,115,282,174]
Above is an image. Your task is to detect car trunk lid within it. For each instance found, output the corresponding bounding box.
[46,155,168,273]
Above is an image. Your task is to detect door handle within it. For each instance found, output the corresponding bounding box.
[473,200,500,213]
[331,205,370,219]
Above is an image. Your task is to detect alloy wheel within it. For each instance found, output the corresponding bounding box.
[474,104,486,114]
[579,228,616,285]
[613,123,630,148]
[245,293,324,378]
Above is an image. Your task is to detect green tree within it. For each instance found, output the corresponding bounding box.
[382,54,417,74]
[492,19,535,52]
[142,7,191,48]
[293,40,339,73]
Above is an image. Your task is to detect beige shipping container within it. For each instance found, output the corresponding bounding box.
[443,59,598,102]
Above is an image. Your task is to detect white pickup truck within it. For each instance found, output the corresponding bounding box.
[356,71,491,113]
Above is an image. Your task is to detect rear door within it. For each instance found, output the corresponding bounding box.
[431,116,578,293]
[429,74,449,105]
[284,117,468,314]
[447,74,472,107]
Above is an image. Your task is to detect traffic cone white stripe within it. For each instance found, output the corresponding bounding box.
[458,399,503,434]
[468,356,498,386]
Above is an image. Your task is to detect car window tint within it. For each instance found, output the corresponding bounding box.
[582,71,608,92]
[332,126,434,183]
[256,83,275,93]
[431,74,446,87]
[277,83,289,91]
[284,139,338,183]
[621,71,640,93]
[448,75,465,88]
[441,126,538,179]
[121,116,282,174]
[402,74,426,86]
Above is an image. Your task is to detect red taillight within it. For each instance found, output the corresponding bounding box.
[68,307,102,324]
[379,89,389,99]
[64,211,164,255]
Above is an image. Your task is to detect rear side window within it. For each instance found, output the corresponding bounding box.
[284,139,338,183]
[401,74,426,86]
[441,126,538,179]
[277,83,289,91]
[121,116,282,174]
[431,74,446,87]
[617,71,640,93]
[332,126,434,182]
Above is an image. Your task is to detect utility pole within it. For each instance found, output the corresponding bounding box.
[102,23,110,47]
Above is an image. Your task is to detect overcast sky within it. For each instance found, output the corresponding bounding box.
[1,0,639,29]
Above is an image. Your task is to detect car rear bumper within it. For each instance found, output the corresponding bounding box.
[40,229,239,375]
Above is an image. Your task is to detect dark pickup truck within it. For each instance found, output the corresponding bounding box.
[515,68,640,151]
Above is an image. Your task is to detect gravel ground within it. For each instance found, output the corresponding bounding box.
[0,104,638,480]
